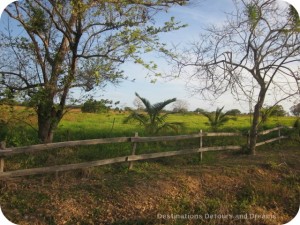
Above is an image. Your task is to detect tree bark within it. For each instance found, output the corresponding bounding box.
[36,90,62,143]
[249,89,266,155]
[38,118,55,143]
[37,108,62,143]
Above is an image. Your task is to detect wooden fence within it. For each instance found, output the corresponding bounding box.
[0,126,292,179]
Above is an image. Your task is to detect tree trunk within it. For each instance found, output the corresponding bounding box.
[36,92,62,143]
[249,104,260,155]
[38,118,55,143]
[249,90,266,155]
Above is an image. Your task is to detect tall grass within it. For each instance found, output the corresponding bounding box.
[57,110,295,140]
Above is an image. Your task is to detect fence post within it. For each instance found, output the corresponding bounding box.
[67,130,70,141]
[278,127,281,144]
[0,141,6,173]
[199,130,203,163]
[129,132,138,170]
[247,131,250,149]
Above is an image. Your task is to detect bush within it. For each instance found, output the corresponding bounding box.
[226,109,241,116]
[81,99,112,113]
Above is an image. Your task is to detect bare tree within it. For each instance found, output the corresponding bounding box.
[0,0,188,143]
[133,97,145,111]
[166,0,300,154]
[290,102,300,116]
[172,99,189,113]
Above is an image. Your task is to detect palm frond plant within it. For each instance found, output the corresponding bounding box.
[202,106,236,131]
[124,93,184,135]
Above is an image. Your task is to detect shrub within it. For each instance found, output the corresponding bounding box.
[81,99,112,113]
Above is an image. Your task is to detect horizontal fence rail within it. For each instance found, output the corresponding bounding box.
[0,146,243,179]
[0,137,131,157]
[0,156,128,178]
[258,127,282,135]
[131,132,242,143]
[256,136,288,147]
[0,132,243,157]
[127,146,242,161]
[0,126,293,179]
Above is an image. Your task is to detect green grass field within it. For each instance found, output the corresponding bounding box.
[2,107,296,143]
[55,110,296,140]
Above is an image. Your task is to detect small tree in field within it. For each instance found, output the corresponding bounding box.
[226,109,241,116]
[202,106,236,131]
[124,93,184,134]
[172,99,189,113]
[260,105,287,124]
[81,99,112,113]
[133,97,145,111]
[194,108,207,114]
[290,103,300,116]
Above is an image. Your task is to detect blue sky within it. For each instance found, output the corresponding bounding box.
[99,0,300,113]
[0,0,299,113]
[100,0,245,112]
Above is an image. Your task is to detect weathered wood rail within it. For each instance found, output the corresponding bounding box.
[0,137,131,156]
[256,126,291,146]
[0,126,293,179]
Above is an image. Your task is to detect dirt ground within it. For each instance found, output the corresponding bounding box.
[0,145,299,225]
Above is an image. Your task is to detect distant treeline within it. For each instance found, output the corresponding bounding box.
[1,96,299,116]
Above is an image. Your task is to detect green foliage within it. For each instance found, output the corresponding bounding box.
[0,104,38,145]
[260,105,287,124]
[290,103,300,116]
[246,3,260,29]
[269,105,286,116]
[23,1,48,34]
[81,99,113,113]
[289,5,300,29]
[226,109,241,116]
[124,93,184,134]
[202,106,236,131]
[0,97,16,141]
[194,108,206,114]
[294,118,300,128]
[0,88,14,101]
